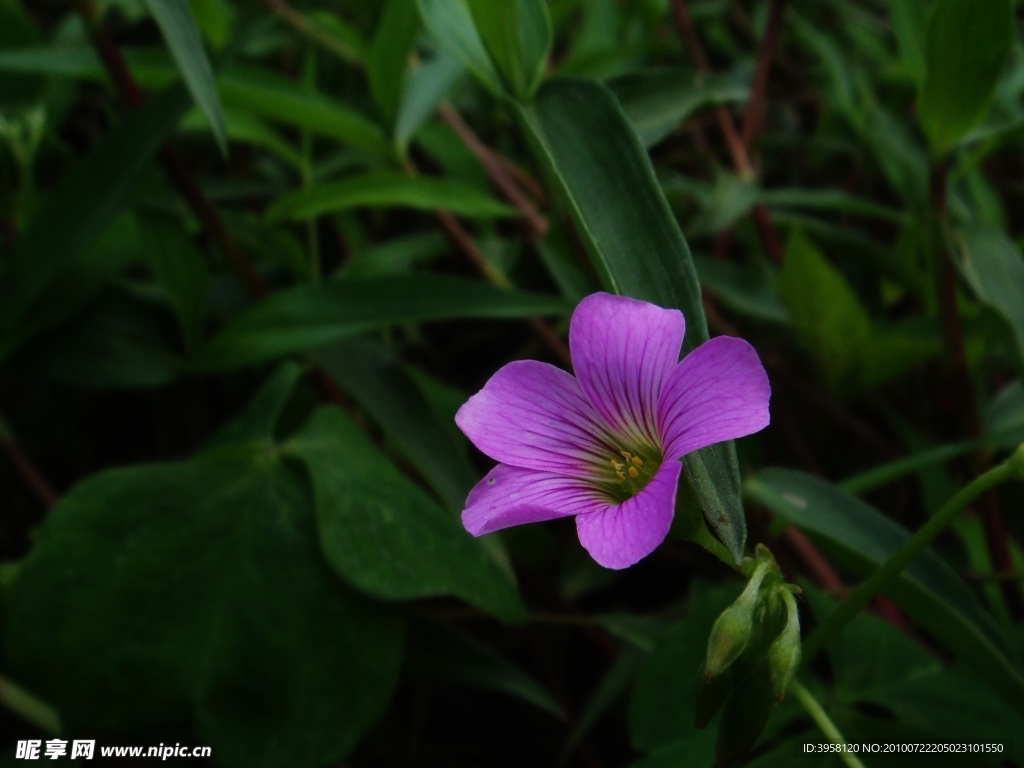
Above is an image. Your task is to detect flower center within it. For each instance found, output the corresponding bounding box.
[594,445,662,503]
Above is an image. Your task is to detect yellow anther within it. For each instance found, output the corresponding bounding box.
[620,451,632,460]
[611,459,623,471]
[616,471,626,481]
[632,456,643,467]
[628,466,640,478]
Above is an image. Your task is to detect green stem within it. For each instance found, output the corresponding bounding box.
[804,446,1024,660]
[791,680,865,768]
[689,522,757,576]
[841,426,1024,495]
[0,674,61,735]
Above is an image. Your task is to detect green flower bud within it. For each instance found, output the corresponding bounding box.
[705,561,770,677]
[768,587,802,701]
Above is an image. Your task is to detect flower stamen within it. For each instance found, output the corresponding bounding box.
[628,466,639,478]
[631,457,643,467]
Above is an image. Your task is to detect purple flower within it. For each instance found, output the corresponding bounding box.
[455,293,771,570]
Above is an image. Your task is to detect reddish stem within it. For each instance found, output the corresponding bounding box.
[73,0,269,299]
[1,438,58,510]
[742,0,786,150]
[670,0,785,263]
[438,104,549,240]
[931,162,1024,620]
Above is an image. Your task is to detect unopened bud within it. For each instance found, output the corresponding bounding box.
[705,561,770,677]
[768,587,802,701]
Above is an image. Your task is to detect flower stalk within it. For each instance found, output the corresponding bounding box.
[790,681,865,768]
[804,445,1024,661]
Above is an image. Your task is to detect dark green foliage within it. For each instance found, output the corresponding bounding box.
[2,0,1024,765]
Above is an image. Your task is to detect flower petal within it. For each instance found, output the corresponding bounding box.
[570,293,685,445]
[455,360,613,477]
[657,336,771,461]
[575,460,681,570]
[462,464,609,536]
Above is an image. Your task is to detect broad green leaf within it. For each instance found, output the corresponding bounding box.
[316,338,476,513]
[394,52,466,153]
[918,0,1015,155]
[745,468,1024,717]
[608,69,748,148]
[138,209,209,353]
[776,230,872,393]
[217,69,390,158]
[196,274,568,370]
[467,0,551,99]
[628,585,741,754]
[953,226,1024,372]
[417,0,503,96]
[285,406,526,624]
[143,0,228,155]
[266,172,515,222]
[367,0,421,124]
[517,76,747,562]
[6,448,403,768]
[405,617,562,717]
[0,84,191,352]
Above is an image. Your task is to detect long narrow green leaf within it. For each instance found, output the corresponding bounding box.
[143,0,227,155]
[467,0,551,99]
[516,76,746,561]
[267,172,514,222]
[195,274,570,370]
[394,52,466,152]
[608,69,748,148]
[316,339,477,513]
[0,46,176,88]
[417,0,503,96]
[367,0,420,124]
[406,618,561,717]
[216,69,390,158]
[746,468,1024,717]
[0,83,191,352]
